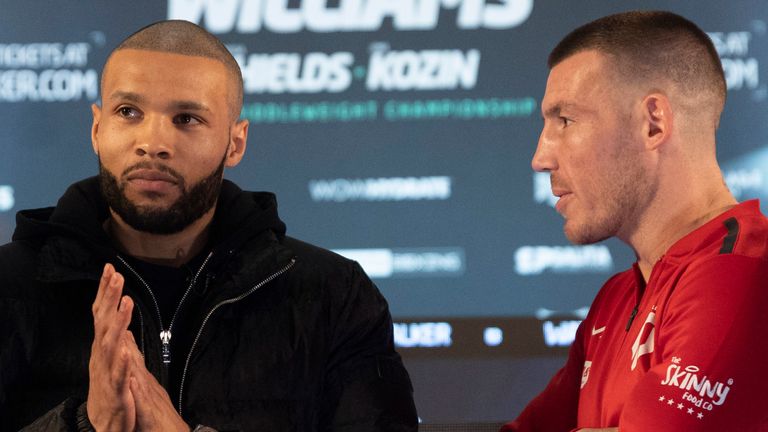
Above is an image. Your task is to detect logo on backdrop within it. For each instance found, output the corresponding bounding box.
[169,0,534,33]
[514,245,613,276]
[230,44,481,95]
[722,149,768,206]
[309,176,452,202]
[394,321,453,348]
[169,0,538,123]
[542,320,580,347]
[0,33,105,103]
[724,168,764,199]
[333,247,465,278]
[707,22,766,99]
[533,171,557,207]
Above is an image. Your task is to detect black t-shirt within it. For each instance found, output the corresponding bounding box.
[123,254,207,325]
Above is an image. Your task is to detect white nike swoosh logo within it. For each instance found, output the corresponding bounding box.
[592,326,606,336]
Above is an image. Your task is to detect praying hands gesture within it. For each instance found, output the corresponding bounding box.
[86,263,189,432]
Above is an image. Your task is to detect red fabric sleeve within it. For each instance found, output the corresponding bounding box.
[500,322,585,432]
[619,255,768,431]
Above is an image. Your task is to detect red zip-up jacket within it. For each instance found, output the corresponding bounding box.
[503,200,768,431]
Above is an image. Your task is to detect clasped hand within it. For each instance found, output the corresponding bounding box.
[86,263,190,432]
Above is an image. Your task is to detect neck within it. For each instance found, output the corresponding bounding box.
[626,183,736,281]
[106,208,215,268]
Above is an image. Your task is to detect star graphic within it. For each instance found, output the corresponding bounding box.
[659,396,665,402]
[687,408,694,414]
[697,413,704,419]
[667,399,674,406]
[677,403,684,410]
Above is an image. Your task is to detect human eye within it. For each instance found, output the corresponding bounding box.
[560,116,573,127]
[116,106,141,119]
[173,113,203,126]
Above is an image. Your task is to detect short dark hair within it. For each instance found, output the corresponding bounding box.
[104,20,244,120]
[549,11,726,114]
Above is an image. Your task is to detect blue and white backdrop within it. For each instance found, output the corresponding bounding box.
[0,0,765,423]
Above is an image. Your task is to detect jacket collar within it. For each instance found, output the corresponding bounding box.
[13,176,288,283]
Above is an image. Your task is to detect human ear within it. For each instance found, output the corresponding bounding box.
[91,103,102,155]
[224,119,249,167]
[641,93,673,151]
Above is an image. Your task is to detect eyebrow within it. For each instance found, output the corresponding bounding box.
[108,91,212,113]
[109,90,143,104]
[542,102,573,119]
[174,100,211,113]
[542,102,595,120]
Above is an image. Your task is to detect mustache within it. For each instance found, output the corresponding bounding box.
[549,173,563,190]
[121,162,184,184]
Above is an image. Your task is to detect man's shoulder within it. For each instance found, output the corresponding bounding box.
[0,239,41,296]
[598,267,637,293]
[728,203,768,259]
[281,236,365,278]
[0,239,40,273]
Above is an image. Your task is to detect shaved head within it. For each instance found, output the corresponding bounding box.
[102,20,243,121]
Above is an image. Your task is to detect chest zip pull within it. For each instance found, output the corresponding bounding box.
[117,251,213,368]
[160,330,172,364]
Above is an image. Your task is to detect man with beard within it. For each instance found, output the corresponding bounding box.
[501,11,768,432]
[0,21,417,431]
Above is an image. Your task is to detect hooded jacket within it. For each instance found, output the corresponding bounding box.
[0,177,417,431]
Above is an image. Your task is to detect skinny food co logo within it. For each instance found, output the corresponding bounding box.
[657,357,733,420]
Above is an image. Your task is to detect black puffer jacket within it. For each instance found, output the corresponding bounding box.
[0,177,417,431]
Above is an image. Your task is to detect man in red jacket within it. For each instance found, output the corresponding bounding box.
[502,11,768,431]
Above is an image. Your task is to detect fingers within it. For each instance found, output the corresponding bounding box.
[114,336,133,394]
[126,333,190,432]
[91,265,135,394]
[93,263,114,309]
[113,296,133,333]
[129,341,155,426]
[130,374,154,428]
[88,265,140,431]
[93,265,122,320]
[93,263,127,317]
[124,330,144,371]
[124,330,150,397]
[93,266,133,346]
[130,355,183,431]
[101,271,125,318]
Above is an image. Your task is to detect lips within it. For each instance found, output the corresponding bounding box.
[124,168,179,194]
[551,188,572,213]
[551,187,570,198]
[126,169,178,183]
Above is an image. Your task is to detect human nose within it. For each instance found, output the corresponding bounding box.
[531,124,557,172]
[134,115,173,159]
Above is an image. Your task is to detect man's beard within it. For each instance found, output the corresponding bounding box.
[99,157,225,235]
[560,136,654,246]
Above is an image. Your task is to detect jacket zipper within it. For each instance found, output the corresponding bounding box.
[136,304,146,355]
[177,258,296,415]
[117,251,214,366]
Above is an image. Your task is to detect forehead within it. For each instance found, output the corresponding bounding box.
[541,50,616,114]
[102,49,231,105]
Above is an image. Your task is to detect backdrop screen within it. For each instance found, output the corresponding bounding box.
[1,0,766,423]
